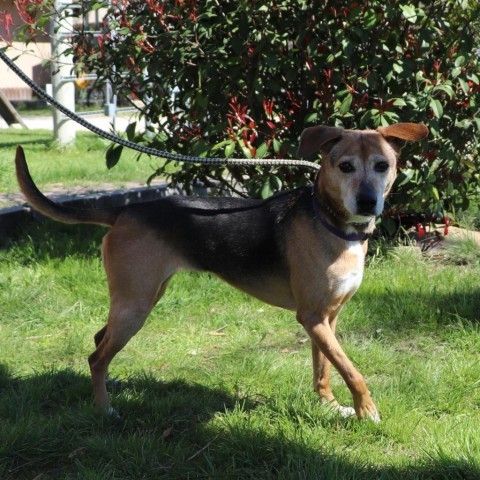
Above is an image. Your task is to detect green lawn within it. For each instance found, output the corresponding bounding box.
[0,220,479,479]
[0,129,160,206]
[0,130,479,478]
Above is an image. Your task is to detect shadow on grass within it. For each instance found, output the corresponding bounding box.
[1,219,105,258]
[0,138,52,150]
[356,287,480,331]
[0,364,478,480]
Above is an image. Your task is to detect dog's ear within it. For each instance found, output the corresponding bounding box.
[377,123,429,153]
[297,126,343,158]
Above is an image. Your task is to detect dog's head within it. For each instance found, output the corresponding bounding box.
[298,123,428,226]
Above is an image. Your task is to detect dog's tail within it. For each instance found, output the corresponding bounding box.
[15,145,121,227]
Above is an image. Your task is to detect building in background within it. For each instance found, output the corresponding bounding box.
[0,0,51,102]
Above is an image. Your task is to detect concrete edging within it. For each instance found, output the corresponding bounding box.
[0,182,177,241]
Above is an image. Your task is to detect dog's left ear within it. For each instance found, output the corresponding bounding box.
[377,123,429,153]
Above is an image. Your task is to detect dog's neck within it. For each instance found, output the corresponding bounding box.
[311,185,372,242]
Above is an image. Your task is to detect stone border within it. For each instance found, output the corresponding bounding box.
[0,182,178,242]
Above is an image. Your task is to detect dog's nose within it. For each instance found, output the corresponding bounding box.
[356,188,377,215]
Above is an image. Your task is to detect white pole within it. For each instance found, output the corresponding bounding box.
[51,0,75,145]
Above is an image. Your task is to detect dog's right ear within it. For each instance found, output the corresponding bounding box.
[297,126,343,158]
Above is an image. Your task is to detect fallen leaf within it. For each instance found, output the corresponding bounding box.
[68,447,87,459]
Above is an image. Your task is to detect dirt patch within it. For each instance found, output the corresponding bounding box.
[407,224,480,260]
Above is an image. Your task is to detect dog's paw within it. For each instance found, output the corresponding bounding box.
[337,405,356,418]
[106,406,121,419]
[321,400,356,419]
[367,409,381,423]
[106,377,123,391]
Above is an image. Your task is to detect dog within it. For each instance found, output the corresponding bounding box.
[15,122,428,421]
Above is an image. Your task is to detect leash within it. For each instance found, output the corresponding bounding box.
[0,49,320,171]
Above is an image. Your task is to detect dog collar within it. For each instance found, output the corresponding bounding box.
[311,188,369,242]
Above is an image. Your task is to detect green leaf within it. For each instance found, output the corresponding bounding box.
[393,62,403,74]
[261,179,273,199]
[381,216,397,236]
[272,175,282,190]
[396,169,415,187]
[261,176,282,199]
[106,145,123,169]
[256,142,268,158]
[430,98,443,118]
[458,78,470,94]
[363,9,377,29]
[392,98,407,106]
[211,140,229,151]
[224,142,236,157]
[400,5,417,23]
[451,67,462,78]
[416,70,426,82]
[92,2,107,10]
[434,84,455,98]
[360,109,374,128]
[125,122,137,141]
[468,73,479,85]
[195,93,208,108]
[379,115,390,127]
[454,56,466,67]
[238,139,252,158]
[272,138,281,153]
[339,94,353,114]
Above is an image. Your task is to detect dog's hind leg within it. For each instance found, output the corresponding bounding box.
[89,303,155,410]
[89,225,180,410]
[94,325,107,347]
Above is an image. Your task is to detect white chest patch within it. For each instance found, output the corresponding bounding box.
[334,242,365,298]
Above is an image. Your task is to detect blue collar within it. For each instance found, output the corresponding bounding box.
[311,188,369,242]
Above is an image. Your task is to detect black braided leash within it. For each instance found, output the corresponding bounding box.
[0,49,320,171]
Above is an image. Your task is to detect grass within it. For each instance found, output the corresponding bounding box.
[0,221,479,479]
[0,129,161,206]
[1,130,479,478]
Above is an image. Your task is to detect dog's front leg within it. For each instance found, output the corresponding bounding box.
[311,340,335,403]
[311,315,356,418]
[299,312,380,422]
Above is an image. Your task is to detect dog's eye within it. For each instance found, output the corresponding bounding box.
[339,161,355,173]
[374,162,389,173]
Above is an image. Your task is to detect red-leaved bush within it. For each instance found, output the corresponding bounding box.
[4,0,480,228]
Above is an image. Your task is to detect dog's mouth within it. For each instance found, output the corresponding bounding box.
[347,214,375,225]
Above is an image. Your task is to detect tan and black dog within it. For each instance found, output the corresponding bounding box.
[15,122,428,421]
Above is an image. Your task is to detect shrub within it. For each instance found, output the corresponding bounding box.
[5,0,480,223]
